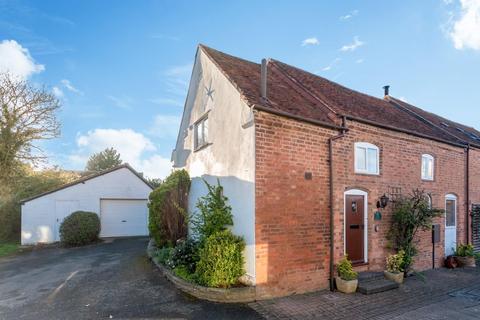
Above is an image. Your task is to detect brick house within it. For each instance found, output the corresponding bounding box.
[172,45,480,299]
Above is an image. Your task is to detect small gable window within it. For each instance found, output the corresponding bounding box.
[421,154,434,181]
[194,116,209,151]
[354,142,379,175]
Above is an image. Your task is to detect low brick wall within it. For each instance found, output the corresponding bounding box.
[147,239,257,303]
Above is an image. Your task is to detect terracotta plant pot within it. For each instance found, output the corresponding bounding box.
[335,276,358,294]
[384,270,404,284]
[455,256,476,267]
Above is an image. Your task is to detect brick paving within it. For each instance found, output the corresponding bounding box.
[250,267,480,319]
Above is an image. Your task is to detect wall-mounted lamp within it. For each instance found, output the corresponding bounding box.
[379,194,389,208]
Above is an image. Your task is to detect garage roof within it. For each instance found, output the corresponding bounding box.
[21,164,153,204]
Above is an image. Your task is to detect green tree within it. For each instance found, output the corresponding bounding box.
[85,147,122,173]
[0,73,60,186]
[388,189,443,274]
[192,179,233,243]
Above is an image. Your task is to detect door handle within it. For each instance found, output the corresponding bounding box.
[350,224,360,229]
[121,220,127,222]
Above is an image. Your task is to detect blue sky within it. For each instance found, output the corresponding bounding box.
[1,0,479,178]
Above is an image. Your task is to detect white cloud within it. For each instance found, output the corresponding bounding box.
[340,36,365,51]
[52,86,64,98]
[163,63,192,96]
[301,37,320,46]
[107,95,134,110]
[71,128,171,178]
[321,58,341,71]
[356,58,364,63]
[0,40,44,79]
[148,114,181,139]
[340,10,359,21]
[60,79,83,95]
[449,0,480,50]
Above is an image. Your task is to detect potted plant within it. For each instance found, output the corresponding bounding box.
[454,244,476,267]
[335,256,358,293]
[384,250,405,284]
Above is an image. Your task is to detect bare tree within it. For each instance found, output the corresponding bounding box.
[0,73,60,183]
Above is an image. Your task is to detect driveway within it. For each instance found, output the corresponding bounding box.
[250,266,480,319]
[0,237,261,320]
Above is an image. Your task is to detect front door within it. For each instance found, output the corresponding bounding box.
[54,200,78,241]
[445,195,457,256]
[345,194,365,264]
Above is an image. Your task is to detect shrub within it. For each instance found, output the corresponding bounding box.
[168,238,199,273]
[337,256,358,281]
[59,211,100,246]
[173,265,197,282]
[386,250,405,273]
[148,170,190,247]
[155,247,173,265]
[455,244,475,257]
[388,189,443,274]
[192,179,233,243]
[195,230,245,288]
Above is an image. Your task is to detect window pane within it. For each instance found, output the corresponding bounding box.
[367,148,377,173]
[202,118,208,144]
[427,159,433,178]
[421,157,427,178]
[356,147,366,171]
[446,199,455,227]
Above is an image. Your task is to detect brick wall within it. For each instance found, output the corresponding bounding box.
[255,110,471,299]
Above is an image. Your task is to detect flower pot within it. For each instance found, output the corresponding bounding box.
[384,270,404,284]
[335,276,358,293]
[455,256,476,267]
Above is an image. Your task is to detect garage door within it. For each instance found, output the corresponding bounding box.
[100,199,148,237]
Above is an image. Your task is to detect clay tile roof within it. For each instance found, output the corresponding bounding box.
[199,45,478,147]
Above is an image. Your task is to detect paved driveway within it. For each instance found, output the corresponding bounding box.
[0,238,261,320]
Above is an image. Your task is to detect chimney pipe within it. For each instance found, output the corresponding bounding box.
[261,58,268,100]
[383,85,390,97]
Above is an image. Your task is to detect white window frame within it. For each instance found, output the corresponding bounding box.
[421,154,434,181]
[194,115,209,151]
[344,189,368,263]
[445,194,457,228]
[426,194,432,209]
[354,142,379,175]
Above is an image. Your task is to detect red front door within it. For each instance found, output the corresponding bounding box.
[345,195,365,264]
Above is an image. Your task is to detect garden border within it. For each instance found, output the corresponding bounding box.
[147,239,257,303]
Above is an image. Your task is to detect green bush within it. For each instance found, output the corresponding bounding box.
[455,243,475,257]
[155,247,173,265]
[192,179,233,243]
[173,265,197,282]
[0,167,79,242]
[337,256,358,281]
[148,170,190,247]
[168,238,199,273]
[195,229,245,288]
[386,250,405,273]
[59,211,100,246]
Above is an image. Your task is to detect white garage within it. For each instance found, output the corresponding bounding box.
[21,164,153,245]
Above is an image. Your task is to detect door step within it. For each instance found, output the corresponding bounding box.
[357,272,399,295]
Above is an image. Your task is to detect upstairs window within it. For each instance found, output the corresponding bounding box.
[421,154,434,181]
[354,142,379,175]
[194,116,208,150]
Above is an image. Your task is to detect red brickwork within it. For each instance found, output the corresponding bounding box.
[255,110,474,299]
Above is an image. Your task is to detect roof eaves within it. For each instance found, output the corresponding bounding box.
[21,164,153,204]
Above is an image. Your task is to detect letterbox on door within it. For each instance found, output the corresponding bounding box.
[432,224,440,243]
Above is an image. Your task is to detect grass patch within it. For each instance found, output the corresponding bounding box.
[0,243,20,257]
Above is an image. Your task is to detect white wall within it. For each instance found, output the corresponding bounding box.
[21,167,152,245]
[172,48,256,283]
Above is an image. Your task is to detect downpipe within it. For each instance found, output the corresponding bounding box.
[329,116,348,291]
